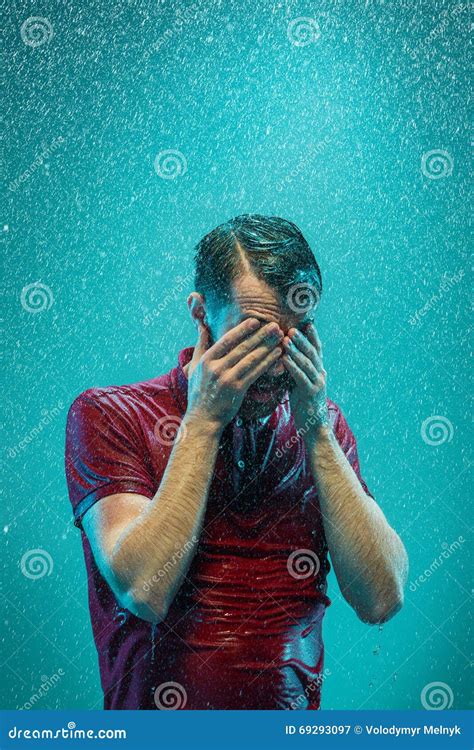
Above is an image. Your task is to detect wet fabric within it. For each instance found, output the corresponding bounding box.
[65,346,374,709]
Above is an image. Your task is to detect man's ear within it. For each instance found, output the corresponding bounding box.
[187,292,208,330]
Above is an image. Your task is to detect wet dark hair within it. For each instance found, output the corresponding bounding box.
[193,214,322,313]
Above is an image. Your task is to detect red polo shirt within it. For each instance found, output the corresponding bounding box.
[65,346,374,710]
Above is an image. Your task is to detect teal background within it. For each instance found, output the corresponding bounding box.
[2,0,471,711]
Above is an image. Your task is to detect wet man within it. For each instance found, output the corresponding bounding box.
[65,214,408,710]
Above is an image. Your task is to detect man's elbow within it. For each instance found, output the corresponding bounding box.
[121,586,169,624]
[356,587,404,625]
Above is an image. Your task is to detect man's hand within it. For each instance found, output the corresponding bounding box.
[281,323,329,442]
[185,317,284,430]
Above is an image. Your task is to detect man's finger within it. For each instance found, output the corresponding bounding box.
[289,329,324,371]
[283,338,318,382]
[239,347,283,387]
[288,328,318,366]
[223,322,283,368]
[281,352,313,389]
[304,323,322,355]
[205,317,261,360]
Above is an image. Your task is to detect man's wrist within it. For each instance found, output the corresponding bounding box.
[302,420,336,451]
[182,412,225,441]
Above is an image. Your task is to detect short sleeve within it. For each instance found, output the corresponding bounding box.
[65,390,156,530]
[333,407,375,499]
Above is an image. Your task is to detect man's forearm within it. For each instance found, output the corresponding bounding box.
[306,424,408,624]
[110,416,223,621]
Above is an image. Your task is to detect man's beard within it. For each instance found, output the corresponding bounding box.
[238,369,295,420]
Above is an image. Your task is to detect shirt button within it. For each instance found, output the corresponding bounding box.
[237,459,245,470]
[236,417,243,427]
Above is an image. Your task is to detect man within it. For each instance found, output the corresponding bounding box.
[65,214,408,710]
